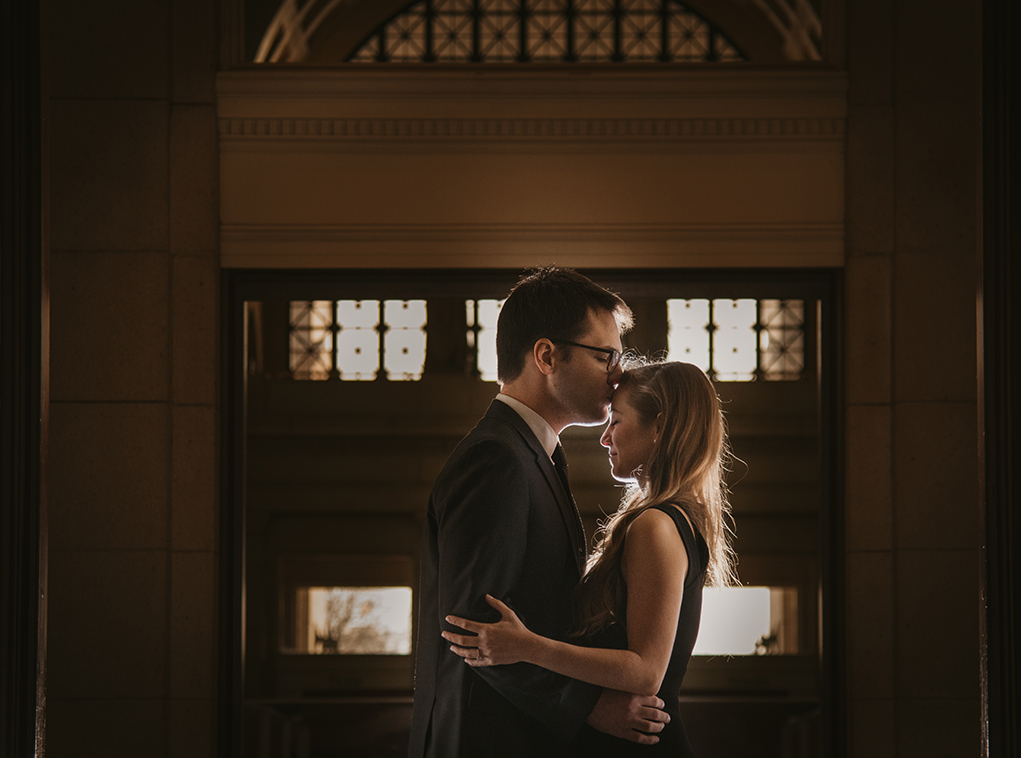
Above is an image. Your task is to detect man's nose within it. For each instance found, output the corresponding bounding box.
[608,363,623,387]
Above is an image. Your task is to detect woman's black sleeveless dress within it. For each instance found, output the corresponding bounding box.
[571,504,709,757]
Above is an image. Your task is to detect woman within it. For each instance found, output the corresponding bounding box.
[442,361,737,756]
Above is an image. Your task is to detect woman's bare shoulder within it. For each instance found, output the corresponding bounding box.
[625,506,685,543]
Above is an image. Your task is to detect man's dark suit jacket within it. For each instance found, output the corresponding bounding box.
[408,400,602,758]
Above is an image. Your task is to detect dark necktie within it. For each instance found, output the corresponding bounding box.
[552,444,586,556]
[551,443,573,499]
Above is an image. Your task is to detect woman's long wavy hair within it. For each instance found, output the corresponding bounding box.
[571,360,738,638]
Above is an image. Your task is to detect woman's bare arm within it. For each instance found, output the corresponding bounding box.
[443,507,688,696]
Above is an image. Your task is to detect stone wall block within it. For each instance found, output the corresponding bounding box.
[846,404,892,551]
[846,0,893,106]
[171,699,215,758]
[894,402,979,549]
[50,251,169,402]
[845,254,892,405]
[49,0,169,100]
[49,402,169,551]
[171,105,220,256]
[845,110,895,256]
[894,99,979,255]
[47,550,168,699]
[170,551,217,698]
[846,551,895,699]
[894,0,980,101]
[50,99,169,251]
[173,0,218,104]
[46,698,167,758]
[896,698,981,757]
[172,255,218,404]
[172,404,217,551]
[896,549,980,699]
[848,698,895,758]
[893,251,978,404]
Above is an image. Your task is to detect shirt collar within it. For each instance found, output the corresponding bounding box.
[495,393,559,459]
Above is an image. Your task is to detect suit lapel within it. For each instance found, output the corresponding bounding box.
[484,401,587,574]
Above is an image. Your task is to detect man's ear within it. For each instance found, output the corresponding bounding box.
[533,339,556,376]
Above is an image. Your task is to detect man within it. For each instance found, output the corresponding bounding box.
[408,267,669,757]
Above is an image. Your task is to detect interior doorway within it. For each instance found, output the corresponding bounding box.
[221,267,843,757]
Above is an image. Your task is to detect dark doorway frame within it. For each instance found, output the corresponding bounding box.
[1,0,48,755]
[981,1,1020,756]
[219,267,844,758]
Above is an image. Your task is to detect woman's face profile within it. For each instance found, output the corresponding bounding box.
[599,387,657,483]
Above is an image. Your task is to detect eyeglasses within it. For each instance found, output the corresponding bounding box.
[552,340,622,372]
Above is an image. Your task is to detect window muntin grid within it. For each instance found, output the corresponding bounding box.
[291,297,803,382]
[289,300,428,381]
[289,300,335,381]
[336,300,382,381]
[759,299,805,380]
[666,298,805,382]
[348,0,746,64]
[385,300,429,381]
[466,298,505,381]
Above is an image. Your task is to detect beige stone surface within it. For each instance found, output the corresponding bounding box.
[50,251,169,402]
[49,99,169,252]
[46,698,167,757]
[847,698,895,758]
[846,0,893,106]
[845,109,895,255]
[49,402,169,551]
[48,0,168,100]
[170,699,215,758]
[896,549,980,699]
[845,254,892,405]
[893,251,978,404]
[896,697,981,756]
[894,98,979,254]
[893,402,979,549]
[47,549,167,699]
[845,551,895,699]
[172,404,217,551]
[894,0,980,101]
[172,256,218,404]
[172,0,217,104]
[845,404,892,551]
[171,105,220,256]
[170,551,216,699]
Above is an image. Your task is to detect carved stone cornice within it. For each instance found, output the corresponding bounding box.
[219,116,844,142]
[220,222,844,269]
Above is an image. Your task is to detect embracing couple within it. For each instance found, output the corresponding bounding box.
[408,267,736,757]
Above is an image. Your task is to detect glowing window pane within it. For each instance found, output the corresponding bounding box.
[669,10,712,61]
[433,0,475,61]
[384,300,427,381]
[468,299,504,382]
[666,299,710,372]
[525,0,569,61]
[619,2,659,61]
[712,299,757,381]
[306,586,413,655]
[478,0,521,62]
[694,586,771,656]
[759,299,805,381]
[575,0,615,61]
[289,301,334,380]
[385,5,428,61]
[347,0,746,65]
[336,300,380,381]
